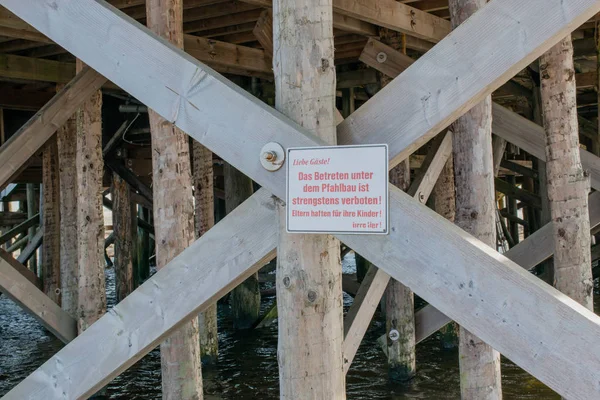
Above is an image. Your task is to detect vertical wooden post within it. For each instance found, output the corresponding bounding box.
[595,21,600,157]
[0,108,4,145]
[75,60,106,333]
[432,144,457,349]
[274,0,344,396]
[146,0,203,396]
[57,88,79,319]
[377,28,416,382]
[540,37,593,310]
[448,0,502,398]
[507,175,519,243]
[193,140,218,365]
[26,183,37,272]
[112,171,134,302]
[42,137,61,305]
[136,206,151,285]
[225,163,260,329]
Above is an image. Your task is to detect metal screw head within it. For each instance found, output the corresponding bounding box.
[388,329,400,341]
[307,290,317,303]
[418,192,426,203]
[263,151,277,162]
[260,142,285,172]
[376,52,388,63]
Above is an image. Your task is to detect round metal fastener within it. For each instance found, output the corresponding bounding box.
[376,52,388,63]
[260,142,285,172]
[388,329,400,341]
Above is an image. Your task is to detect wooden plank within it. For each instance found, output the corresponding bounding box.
[4,188,278,399]
[0,212,39,244]
[491,103,600,191]
[494,177,541,208]
[183,34,271,77]
[359,36,600,191]
[253,9,272,55]
[0,248,40,288]
[0,250,76,343]
[16,227,41,264]
[0,67,107,191]
[343,131,452,374]
[414,190,600,345]
[359,37,414,80]
[0,53,73,83]
[6,0,600,398]
[336,0,600,170]
[0,211,26,225]
[334,0,450,42]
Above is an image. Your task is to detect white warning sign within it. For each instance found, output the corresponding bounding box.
[286,144,388,234]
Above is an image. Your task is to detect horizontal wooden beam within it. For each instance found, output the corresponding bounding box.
[494,177,541,208]
[0,86,54,111]
[0,211,26,225]
[6,0,600,399]
[0,53,74,83]
[0,67,107,191]
[0,212,39,243]
[0,250,76,343]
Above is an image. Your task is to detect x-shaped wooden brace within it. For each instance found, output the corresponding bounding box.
[2,0,600,399]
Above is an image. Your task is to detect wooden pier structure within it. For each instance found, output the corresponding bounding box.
[0,0,600,398]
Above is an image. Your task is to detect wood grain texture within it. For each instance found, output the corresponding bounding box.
[41,137,61,305]
[56,90,78,319]
[0,254,76,343]
[3,189,278,399]
[342,131,452,374]
[192,140,218,365]
[0,248,41,289]
[337,0,600,169]
[491,103,600,191]
[273,0,345,396]
[6,1,600,398]
[0,67,106,191]
[75,60,106,335]
[112,172,134,302]
[146,0,204,396]
[540,36,593,310]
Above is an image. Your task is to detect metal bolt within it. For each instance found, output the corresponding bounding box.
[376,52,388,63]
[262,151,277,162]
[283,276,291,288]
[307,290,317,302]
[388,329,400,341]
[418,192,426,203]
[55,288,61,295]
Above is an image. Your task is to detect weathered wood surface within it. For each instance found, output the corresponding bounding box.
[336,0,600,170]
[16,227,41,264]
[146,0,204,395]
[253,10,273,56]
[42,137,61,305]
[0,248,40,288]
[413,190,600,345]
[492,103,600,190]
[112,172,134,302]
[0,67,106,191]
[56,96,78,319]
[273,0,344,396]
[192,140,218,365]
[343,131,452,374]
[540,36,593,312]
[6,0,600,398]
[3,189,278,399]
[0,213,39,244]
[75,60,106,333]
[0,254,76,343]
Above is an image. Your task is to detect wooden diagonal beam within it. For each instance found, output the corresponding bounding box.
[5,0,600,398]
[359,35,600,191]
[16,227,41,264]
[0,251,76,343]
[0,67,107,191]
[0,212,39,244]
[0,248,40,288]
[343,131,452,373]
[415,190,600,344]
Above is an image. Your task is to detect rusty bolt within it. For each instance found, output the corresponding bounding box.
[262,151,277,162]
